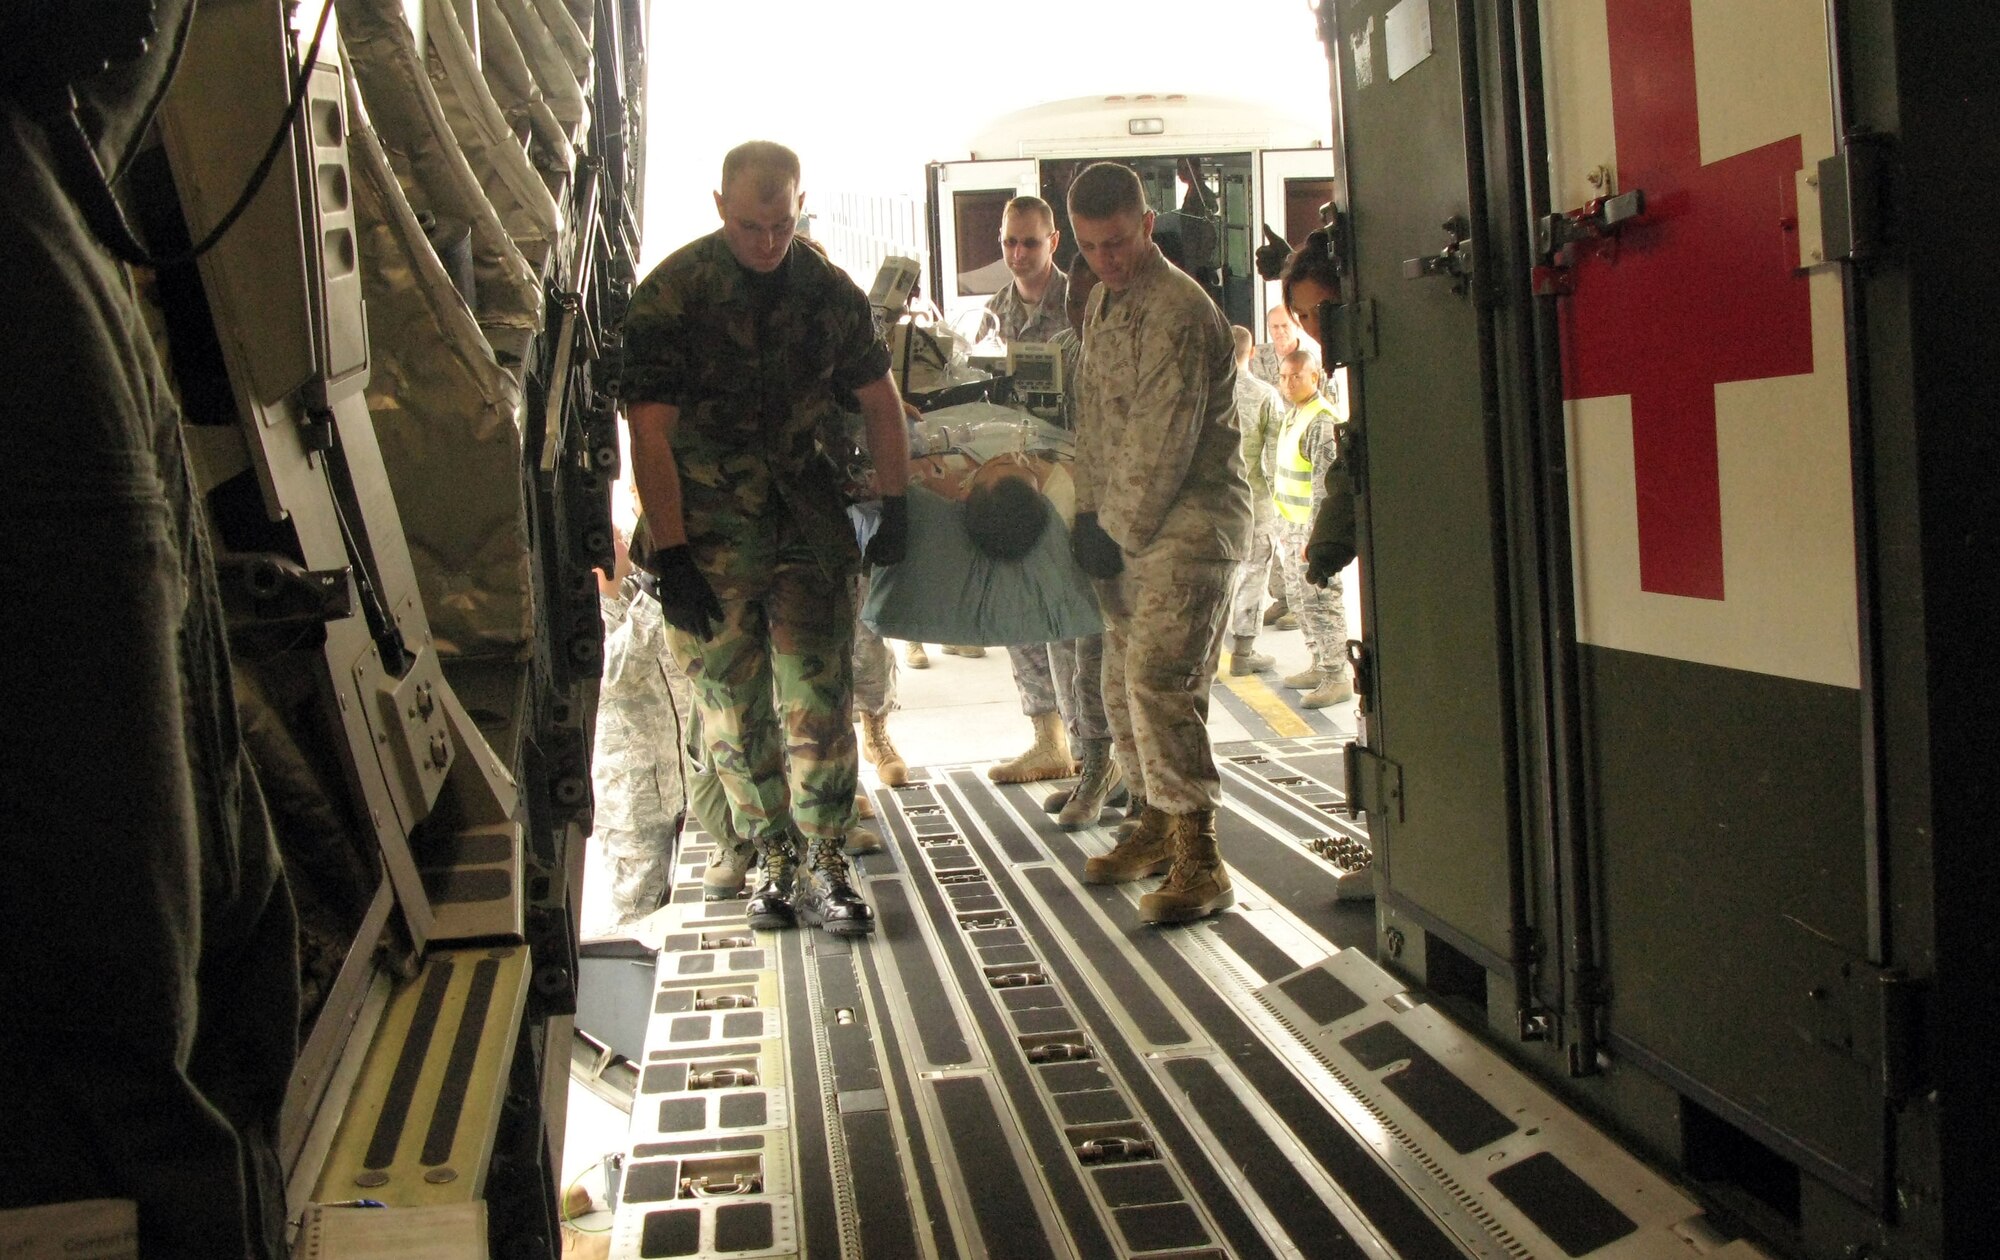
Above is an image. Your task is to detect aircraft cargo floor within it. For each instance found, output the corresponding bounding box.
[572,731,1761,1260]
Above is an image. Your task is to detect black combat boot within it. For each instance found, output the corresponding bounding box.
[793,839,875,936]
[745,833,800,931]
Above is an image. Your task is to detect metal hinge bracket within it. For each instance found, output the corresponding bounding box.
[1817,133,1892,264]
[1319,297,1377,368]
[1342,744,1403,822]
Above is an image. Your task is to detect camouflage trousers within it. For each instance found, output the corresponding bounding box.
[663,552,858,850]
[852,571,896,718]
[600,821,676,924]
[681,703,746,849]
[1006,636,1109,743]
[1228,505,1279,638]
[1275,519,1347,674]
[1096,550,1236,812]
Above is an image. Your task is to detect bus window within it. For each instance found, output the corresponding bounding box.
[953,189,1014,295]
[1283,177,1337,247]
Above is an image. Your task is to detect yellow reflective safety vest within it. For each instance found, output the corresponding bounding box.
[1274,393,1335,524]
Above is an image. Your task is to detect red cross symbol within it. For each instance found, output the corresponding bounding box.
[1560,0,1815,600]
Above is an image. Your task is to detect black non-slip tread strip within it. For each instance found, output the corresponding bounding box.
[931,1075,1061,1260]
[1207,910,1303,984]
[934,784,1282,1260]
[1032,838,1466,1260]
[713,1201,776,1252]
[366,958,455,1169]
[1488,1151,1640,1257]
[881,800,1119,1256]
[1164,1057,1373,1260]
[870,808,974,1067]
[421,957,500,1165]
[1284,967,1373,1029]
[841,1109,922,1258]
[952,771,1190,1047]
[851,921,962,1259]
[1337,1021,1519,1154]
[777,925,843,1259]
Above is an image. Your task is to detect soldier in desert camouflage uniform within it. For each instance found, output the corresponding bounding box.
[620,141,911,936]
[1066,162,1253,925]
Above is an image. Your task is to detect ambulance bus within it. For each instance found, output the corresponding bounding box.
[814,93,1337,337]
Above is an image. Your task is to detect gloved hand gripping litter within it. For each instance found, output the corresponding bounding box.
[643,544,725,639]
[865,495,908,567]
[1070,511,1124,579]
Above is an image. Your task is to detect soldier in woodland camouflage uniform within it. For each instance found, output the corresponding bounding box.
[1223,325,1283,676]
[1066,163,1252,924]
[620,141,911,936]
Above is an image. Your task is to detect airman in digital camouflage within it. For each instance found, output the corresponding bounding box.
[983,196,1091,792]
[1066,161,1253,924]
[1271,349,1352,707]
[590,535,687,930]
[1224,324,1283,678]
[620,141,912,936]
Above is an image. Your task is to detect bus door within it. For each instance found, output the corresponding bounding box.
[926,158,1038,336]
[1255,147,1336,324]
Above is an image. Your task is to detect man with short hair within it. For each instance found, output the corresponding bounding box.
[1223,325,1282,676]
[1271,348,1352,708]
[1066,161,1253,924]
[986,194,1071,346]
[983,195,1080,787]
[1250,304,1301,390]
[620,140,912,937]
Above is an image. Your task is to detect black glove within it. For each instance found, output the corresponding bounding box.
[1305,538,1355,588]
[1070,511,1124,579]
[865,495,908,567]
[643,544,725,639]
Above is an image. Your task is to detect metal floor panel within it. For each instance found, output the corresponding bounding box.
[594,739,1765,1260]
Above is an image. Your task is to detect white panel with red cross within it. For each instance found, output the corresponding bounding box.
[1546,0,1858,688]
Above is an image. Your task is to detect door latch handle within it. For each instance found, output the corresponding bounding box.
[1401,215,1473,294]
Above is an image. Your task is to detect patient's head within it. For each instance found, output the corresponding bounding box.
[962,473,1051,561]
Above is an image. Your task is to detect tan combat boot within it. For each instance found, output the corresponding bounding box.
[1139,810,1235,924]
[987,709,1073,784]
[1083,805,1175,884]
[859,711,908,787]
[1059,738,1126,831]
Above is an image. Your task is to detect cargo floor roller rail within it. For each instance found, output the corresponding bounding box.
[575,735,1770,1260]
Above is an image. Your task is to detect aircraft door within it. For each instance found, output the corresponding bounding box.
[1326,2,1525,980]
[1255,148,1336,324]
[1540,0,1886,1205]
[927,158,1039,334]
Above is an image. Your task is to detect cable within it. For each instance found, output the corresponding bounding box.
[53,0,337,269]
[560,1156,615,1234]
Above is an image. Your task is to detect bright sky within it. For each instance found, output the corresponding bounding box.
[637,0,1335,267]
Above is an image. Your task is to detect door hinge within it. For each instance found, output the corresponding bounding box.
[1879,968,1924,1108]
[1319,297,1377,367]
[1343,744,1402,822]
[1816,132,1892,264]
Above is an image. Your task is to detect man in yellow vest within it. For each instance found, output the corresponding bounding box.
[1272,349,1352,708]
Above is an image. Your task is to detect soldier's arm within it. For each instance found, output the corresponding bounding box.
[1118,315,1213,548]
[852,373,911,497]
[626,401,687,547]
